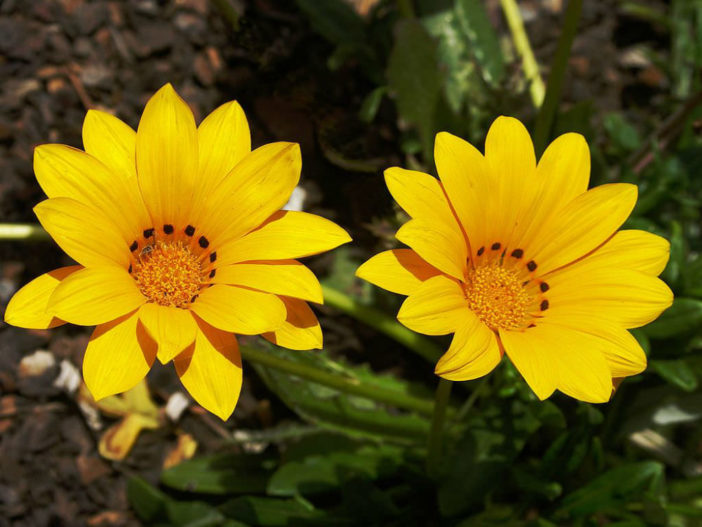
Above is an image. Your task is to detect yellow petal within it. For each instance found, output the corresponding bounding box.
[135,83,198,228]
[545,267,673,328]
[33,144,148,243]
[212,260,323,304]
[217,211,351,266]
[174,318,242,421]
[529,183,638,275]
[500,324,613,403]
[83,311,157,400]
[263,297,322,350]
[196,100,251,196]
[139,303,197,364]
[483,116,537,249]
[4,266,81,329]
[511,132,590,251]
[196,142,301,246]
[435,313,501,381]
[34,198,130,268]
[385,167,466,258]
[396,219,465,280]
[559,229,669,277]
[355,249,440,296]
[537,312,646,377]
[190,284,286,334]
[434,131,492,254]
[82,109,137,180]
[49,266,145,326]
[397,275,468,336]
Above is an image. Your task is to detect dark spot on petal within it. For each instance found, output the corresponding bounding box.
[511,248,523,259]
[143,228,154,239]
[128,264,132,274]
[185,225,195,236]
[191,294,199,303]
[540,282,550,292]
[163,224,174,234]
[522,280,530,286]
[130,241,138,252]
[540,299,549,311]
[528,323,536,328]
[209,269,216,278]
[209,251,217,263]
[198,236,209,248]
[527,260,537,272]
[491,242,501,250]
[477,246,485,256]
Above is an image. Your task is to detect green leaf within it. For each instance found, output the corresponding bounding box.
[220,497,347,526]
[643,298,702,339]
[295,0,365,46]
[650,359,698,392]
[359,86,387,123]
[555,461,665,519]
[661,221,684,286]
[161,453,273,495]
[251,344,432,443]
[268,434,403,497]
[127,477,169,522]
[387,19,443,161]
[682,257,702,297]
[165,500,226,527]
[454,0,505,86]
[604,113,642,152]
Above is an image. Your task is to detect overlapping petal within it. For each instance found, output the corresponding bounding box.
[139,303,197,364]
[82,109,137,181]
[355,249,440,296]
[397,275,468,335]
[174,318,243,421]
[263,297,322,350]
[4,266,81,329]
[84,311,157,401]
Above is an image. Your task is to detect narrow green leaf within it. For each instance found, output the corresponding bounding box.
[454,0,505,86]
[650,359,698,392]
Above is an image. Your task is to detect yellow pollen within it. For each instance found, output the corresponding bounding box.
[133,241,203,308]
[463,264,533,330]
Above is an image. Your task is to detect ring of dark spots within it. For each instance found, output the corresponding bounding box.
[191,294,199,303]
[163,224,174,234]
[209,251,217,263]
[198,236,209,249]
[209,269,216,278]
[477,246,485,256]
[143,228,155,239]
[128,264,132,274]
[511,248,524,259]
[540,282,550,292]
[185,225,195,236]
[528,323,536,328]
[522,280,530,286]
[540,299,549,311]
[527,260,537,272]
[129,241,138,252]
[491,242,501,250]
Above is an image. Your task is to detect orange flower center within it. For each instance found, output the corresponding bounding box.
[464,264,533,330]
[133,241,203,308]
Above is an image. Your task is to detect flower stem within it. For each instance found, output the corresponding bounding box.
[499,0,545,108]
[426,378,453,474]
[0,223,51,241]
[532,0,583,155]
[321,284,442,364]
[240,345,441,417]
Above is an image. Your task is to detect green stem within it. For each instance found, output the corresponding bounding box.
[499,0,545,108]
[532,0,583,155]
[426,378,452,474]
[454,376,488,422]
[0,224,51,241]
[321,284,442,364]
[241,345,441,417]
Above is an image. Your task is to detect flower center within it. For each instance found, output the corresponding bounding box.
[463,264,533,330]
[133,241,203,308]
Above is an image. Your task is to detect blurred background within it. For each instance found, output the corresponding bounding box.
[1,0,702,525]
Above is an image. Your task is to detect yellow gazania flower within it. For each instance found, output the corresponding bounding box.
[4,83,351,420]
[357,116,673,403]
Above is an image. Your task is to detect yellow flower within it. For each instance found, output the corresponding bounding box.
[4,83,351,420]
[357,116,673,403]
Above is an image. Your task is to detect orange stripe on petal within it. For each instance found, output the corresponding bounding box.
[139,303,197,364]
[263,297,322,350]
[356,249,440,296]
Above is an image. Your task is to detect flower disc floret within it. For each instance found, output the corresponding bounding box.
[133,241,203,308]
[464,264,532,330]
